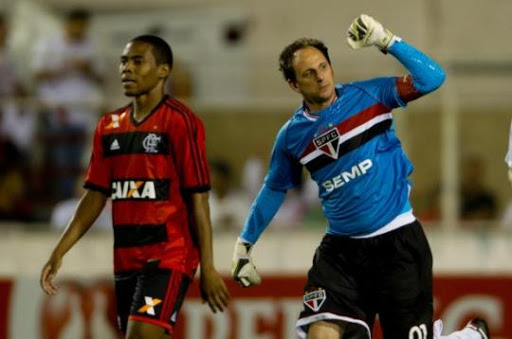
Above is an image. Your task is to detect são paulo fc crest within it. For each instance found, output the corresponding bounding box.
[313,127,340,159]
[303,287,326,312]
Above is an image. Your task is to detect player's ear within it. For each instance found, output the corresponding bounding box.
[288,80,301,94]
[158,64,170,79]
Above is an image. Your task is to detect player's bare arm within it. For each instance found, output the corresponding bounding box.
[40,189,107,295]
[190,192,230,313]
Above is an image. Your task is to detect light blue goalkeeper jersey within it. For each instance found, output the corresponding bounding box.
[265,79,412,237]
[240,40,445,243]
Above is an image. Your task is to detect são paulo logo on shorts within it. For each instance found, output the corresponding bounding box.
[303,287,326,312]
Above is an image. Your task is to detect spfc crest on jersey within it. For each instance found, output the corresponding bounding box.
[313,127,340,159]
[303,287,326,312]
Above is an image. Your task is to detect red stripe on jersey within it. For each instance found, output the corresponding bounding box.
[166,98,208,184]
[170,97,209,184]
[181,110,205,184]
[161,271,180,321]
[397,75,422,102]
[300,103,390,158]
[165,99,209,186]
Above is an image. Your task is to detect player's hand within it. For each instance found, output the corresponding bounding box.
[346,14,400,51]
[231,238,261,288]
[199,265,231,313]
[40,255,62,295]
[508,168,512,187]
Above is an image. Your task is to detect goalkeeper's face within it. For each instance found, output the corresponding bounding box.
[288,47,336,110]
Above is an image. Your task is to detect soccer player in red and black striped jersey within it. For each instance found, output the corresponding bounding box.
[41,35,230,338]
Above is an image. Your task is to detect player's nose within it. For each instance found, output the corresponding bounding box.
[120,62,133,74]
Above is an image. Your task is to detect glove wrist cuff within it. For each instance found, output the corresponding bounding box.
[235,238,253,255]
[378,33,401,53]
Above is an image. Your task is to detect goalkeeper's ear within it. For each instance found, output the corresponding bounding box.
[287,79,301,94]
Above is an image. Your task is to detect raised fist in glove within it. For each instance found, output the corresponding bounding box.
[231,238,261,287]
[347,14,400,52]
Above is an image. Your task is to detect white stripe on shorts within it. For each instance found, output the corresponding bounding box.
[296,312,371,339]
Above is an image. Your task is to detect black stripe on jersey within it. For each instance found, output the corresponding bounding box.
[113,224,168,247]
[84,181,111,196]
[181,185,211,194]
[102,132,169,157]
[306,119,392,173]
[165,100,208,185]
[111,179,170,201]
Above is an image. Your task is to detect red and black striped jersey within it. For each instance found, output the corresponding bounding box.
[84,95,210,276]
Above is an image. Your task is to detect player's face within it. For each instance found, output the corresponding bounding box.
[288,47,336,110]
[119,41,167,97]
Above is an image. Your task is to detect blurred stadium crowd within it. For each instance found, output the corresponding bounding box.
[0,4,511,233]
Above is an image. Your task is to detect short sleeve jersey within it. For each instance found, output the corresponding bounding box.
[85,95,209,275]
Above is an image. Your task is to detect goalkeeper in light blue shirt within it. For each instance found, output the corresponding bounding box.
[231,14,491,339]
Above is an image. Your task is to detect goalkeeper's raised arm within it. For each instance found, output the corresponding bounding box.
[347,14,446,103]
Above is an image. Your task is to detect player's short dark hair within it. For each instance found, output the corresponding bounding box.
[130,35,173,68]
[278,38,331,82]
[66,9,90,22]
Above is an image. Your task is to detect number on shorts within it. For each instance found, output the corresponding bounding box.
[409,324,427,339]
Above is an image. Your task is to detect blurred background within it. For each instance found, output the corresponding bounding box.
[0,0,511,338]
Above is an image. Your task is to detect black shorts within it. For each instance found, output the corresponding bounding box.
[115,261,192,334]
[297,220,433,339]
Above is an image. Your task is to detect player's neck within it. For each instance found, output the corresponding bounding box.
[132,90,165,122]
[305,93,338,114]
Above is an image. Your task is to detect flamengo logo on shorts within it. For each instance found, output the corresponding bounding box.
[303,288,326,312]
[138,297,162,316]
[111,180,157,200]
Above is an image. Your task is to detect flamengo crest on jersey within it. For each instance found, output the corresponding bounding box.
[143,133,162,153]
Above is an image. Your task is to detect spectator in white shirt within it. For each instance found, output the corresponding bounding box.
[31,9,103,199]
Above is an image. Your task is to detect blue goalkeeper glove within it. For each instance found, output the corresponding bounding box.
[231,238,261,288]
[347,14,401,52]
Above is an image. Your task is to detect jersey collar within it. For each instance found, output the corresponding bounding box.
[301,87,341,121]
[129,94,169,126]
